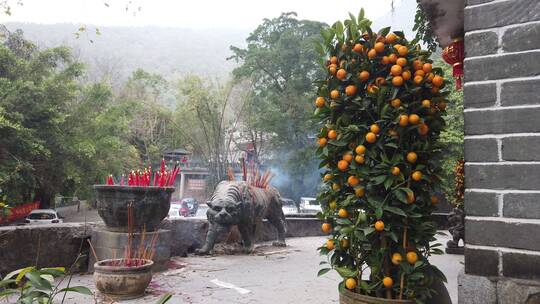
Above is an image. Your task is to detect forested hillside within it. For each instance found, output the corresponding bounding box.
[0,14,327,206]
[4,23,248,84]
[4,0,417,84]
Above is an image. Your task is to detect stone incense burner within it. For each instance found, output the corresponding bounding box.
[93,185,174,232]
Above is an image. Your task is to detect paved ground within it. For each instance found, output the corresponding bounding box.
[59,234,462,304]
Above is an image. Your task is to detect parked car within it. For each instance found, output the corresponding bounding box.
[168,202,185,219]
[181,198,199,216]
[280,198,298,215]
[299,197,321,214]
[25,209,63,225]
[179,201,190,217]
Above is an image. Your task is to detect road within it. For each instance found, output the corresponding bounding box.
[58,235,462,304]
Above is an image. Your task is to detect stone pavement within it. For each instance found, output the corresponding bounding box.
[61,234,463,304]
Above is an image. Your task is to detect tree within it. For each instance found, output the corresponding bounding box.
[62,82,142,198]
[436,61,463,203]
[409,1,465,205]
[174,75,235,188]
[0,30,84,207]
[229,12,327,199]
[0,29,142,206]
[412,1,437,52]
[119,69,175,164]
[227,81,271,166]
[315,12,446,301]
[0,0,23,16]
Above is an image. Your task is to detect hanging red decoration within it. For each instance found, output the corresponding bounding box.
[442,37,465,90]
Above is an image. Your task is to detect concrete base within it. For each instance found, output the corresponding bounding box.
[458,268,540,304]
[89,229,171,272]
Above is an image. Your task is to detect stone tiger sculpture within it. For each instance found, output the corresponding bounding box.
[195,180,287,255]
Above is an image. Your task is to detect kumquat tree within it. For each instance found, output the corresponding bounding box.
[314,11,447,303]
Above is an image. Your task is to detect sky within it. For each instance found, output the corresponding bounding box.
[2,0,402,29]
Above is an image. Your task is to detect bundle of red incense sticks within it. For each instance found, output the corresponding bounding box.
[105,159,180,187]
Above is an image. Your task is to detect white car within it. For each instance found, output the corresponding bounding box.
[25,209,63,225]
[167,203,184,219]
[300,197,321,214]
[281,198,298,215]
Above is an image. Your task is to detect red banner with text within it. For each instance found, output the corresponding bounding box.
[0,201,40,223]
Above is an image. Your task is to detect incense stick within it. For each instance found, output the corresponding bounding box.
[87,239,100,262]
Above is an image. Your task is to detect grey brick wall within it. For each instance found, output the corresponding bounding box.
[463,0,540,288]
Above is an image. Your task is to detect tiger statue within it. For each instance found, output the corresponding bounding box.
[195,180,287,255]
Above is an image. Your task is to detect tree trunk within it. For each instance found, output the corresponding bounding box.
[35,187,53,209]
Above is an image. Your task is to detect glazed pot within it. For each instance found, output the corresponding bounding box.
[339,288,413,304]
[93,185,174,232]
[93,259,153,300]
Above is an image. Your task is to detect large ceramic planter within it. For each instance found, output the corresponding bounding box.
[339,289,413,304]
[93,185,174,232]
[93,259,153,300]
[339,279,452,304]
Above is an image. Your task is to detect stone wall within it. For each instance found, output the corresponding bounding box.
[162,217,324,257]
[461,0,540,302]
[0,223,98,275]
[0,217,323,275]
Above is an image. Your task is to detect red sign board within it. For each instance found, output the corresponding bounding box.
[0,201,40,223]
